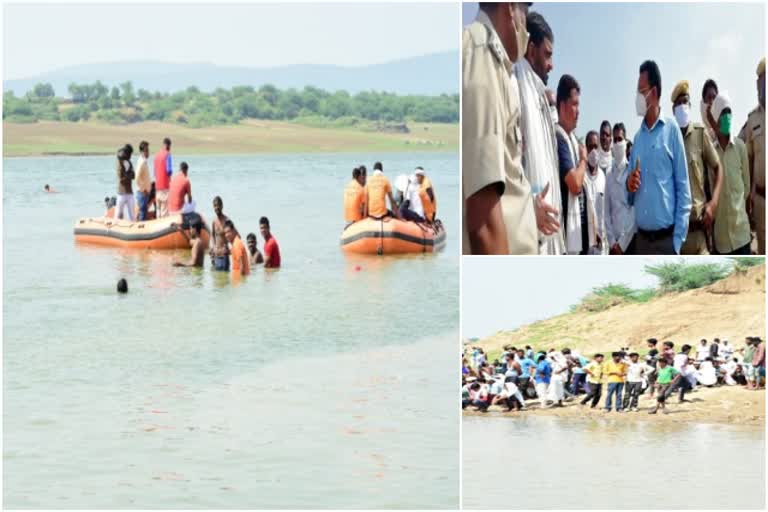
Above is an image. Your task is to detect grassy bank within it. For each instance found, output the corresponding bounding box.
[2,120,458,157]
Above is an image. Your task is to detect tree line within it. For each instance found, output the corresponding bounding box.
[3,81,459,127]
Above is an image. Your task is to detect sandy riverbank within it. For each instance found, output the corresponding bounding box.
[2,120,457,157]
[463,384,765,427]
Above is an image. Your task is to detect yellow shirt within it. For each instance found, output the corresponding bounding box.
[585,361,604,384]
[603,361,627,383]
[365,173,392,218]
[714,137,751,254]
[462,11,537,255]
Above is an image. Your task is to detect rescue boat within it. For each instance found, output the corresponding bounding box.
[340,217,446,255]
[74,212,210,250]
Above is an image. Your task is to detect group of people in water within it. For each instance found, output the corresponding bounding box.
[107,137,281,276]
[343,161,440,227]
[462,336,765,415]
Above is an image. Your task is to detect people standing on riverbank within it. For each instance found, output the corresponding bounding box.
[649,357,681,414]
[580,353,604,408]
[603,352,627,412]
[533,354,552,408]
[623,352,654,411]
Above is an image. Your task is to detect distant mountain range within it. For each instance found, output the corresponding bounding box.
[4,52,458,97]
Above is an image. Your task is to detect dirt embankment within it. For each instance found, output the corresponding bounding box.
[476,265,765,357]
[464,385,765,427]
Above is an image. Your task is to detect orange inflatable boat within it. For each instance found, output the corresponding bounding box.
[74,212,210,250]
[340,217,446,255]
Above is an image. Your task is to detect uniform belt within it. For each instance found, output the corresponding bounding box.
[638,225,674,241]
[757,184,766,198]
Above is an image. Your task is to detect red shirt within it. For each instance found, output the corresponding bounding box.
[168,172,191,213]
[153,149,171,190]
[263,236,281,268]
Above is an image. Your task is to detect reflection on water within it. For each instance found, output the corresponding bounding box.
[463,415,765,510]
[4,153,458,508]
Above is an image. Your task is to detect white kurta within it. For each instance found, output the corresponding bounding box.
[584,167,607,255]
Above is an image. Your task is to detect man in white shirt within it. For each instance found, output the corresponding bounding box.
[721,339,734,361]
[135,140,152,221]
[605,122,638,254]
[584,130,607,254]
[667,344,694,402]
[623,352,655,411]
[399,174,426,222]
[696,339,709,362]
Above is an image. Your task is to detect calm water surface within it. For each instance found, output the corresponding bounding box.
[463,415,765,510]
[3,152,459,509]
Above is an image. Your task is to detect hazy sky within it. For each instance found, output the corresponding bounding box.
[463,2,765,137]
[462,256,738,339]
[3,3,459,79]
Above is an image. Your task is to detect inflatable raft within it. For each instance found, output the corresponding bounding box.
[74,212,210,250]
[340,217,446,255]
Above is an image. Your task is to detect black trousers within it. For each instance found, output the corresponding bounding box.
[665,376,692,401]
[622,381,643,409]
[580,382,602,407]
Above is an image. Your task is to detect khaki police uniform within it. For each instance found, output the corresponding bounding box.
[462,10,537,255]
[680,122,721,254]
[740,103,765,254]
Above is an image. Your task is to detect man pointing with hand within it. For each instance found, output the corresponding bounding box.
[626,60,692,254]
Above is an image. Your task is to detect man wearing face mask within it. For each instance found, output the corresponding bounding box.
[626,60,691,255]
[555,74,597,255]
[514,10,565,255]
[701,79,720,143]
[597,120,613,175]
[605,122,637,254]
[739,57,765,255]
[711,94,752,255]
[463,2,560,255]
[671,80,723,255]
[585,130,607,254]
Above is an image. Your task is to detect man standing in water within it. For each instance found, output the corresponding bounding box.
[224,220,250,277]
[172,221,208,268]
[153,137,173,218]
[246,233,264,266]
[260,216,281,269]
[210,196,230,271]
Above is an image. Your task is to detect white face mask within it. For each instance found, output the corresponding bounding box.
[588,148,599,169]
[674,103,691,128]
[598,147,611,170]
[635,90,651,117]
[612,140,627,165]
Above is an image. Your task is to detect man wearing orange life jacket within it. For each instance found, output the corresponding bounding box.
[153,137,173,217]
[364,161,399,219]
[343,166,367,225]
[415,167,437,223]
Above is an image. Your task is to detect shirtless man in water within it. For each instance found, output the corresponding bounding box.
[210,196,231,271]
[172,221,208,267]
[246,233,264,265]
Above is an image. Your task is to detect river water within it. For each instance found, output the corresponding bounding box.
[3,152,459,509]
[463,415,765,510]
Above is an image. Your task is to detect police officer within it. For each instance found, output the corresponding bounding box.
[671,80,723,254]
[462,2,559,254]
[739,57,766,254]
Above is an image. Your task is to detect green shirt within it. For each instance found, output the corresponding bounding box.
[745,345,757,364]
[656,366,679,385]
[714,137,751,253]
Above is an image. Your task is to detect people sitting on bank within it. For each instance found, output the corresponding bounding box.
[114,144,136,220]
[224,219,250,277]
[246,232,264,265]
[172,221,208,268]
[415,167,437,223]
[399,174,426,223]
[344,166,366,226]
[364,161,399,219]
[210,196,230,271]
[168,162,194,214]
[135,140,152,221]
[260,216,281,269]
[153,137,173,218]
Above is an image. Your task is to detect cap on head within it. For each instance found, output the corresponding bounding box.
[671,80,689,103]
[711,93,732,120]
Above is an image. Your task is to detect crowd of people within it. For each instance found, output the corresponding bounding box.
[462,3,765,255]
[462,336,765,415]
[108,137,281,276]
[343,161,441,227]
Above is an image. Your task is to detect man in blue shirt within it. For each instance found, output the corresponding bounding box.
[533,354,552,408]
[626,60,692,254]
